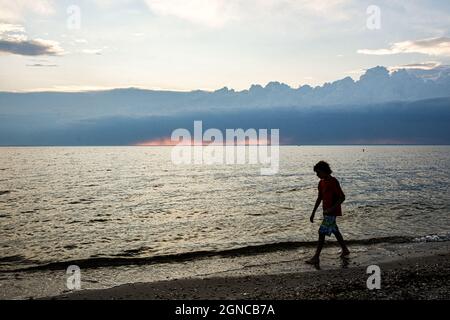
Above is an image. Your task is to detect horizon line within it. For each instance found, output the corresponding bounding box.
[1,144,449,147]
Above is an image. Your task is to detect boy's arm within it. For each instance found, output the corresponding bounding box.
[310,196,322,223]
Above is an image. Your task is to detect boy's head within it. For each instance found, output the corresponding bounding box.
[314,161,332,179]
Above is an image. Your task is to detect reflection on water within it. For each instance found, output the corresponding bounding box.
[0,146,449,270]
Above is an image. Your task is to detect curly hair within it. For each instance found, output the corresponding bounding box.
[313,161,332,174]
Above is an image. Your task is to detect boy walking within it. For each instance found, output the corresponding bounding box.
[307,161,350,265]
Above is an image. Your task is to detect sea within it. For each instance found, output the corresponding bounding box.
[0,146,449,298]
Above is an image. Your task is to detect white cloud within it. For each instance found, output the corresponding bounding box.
[358,37,450,57]
[292,0,350,20]
[143,0,351,27]
[0,23,27,41]
[0,0,55,22]
[81,49,103,55]
[388,61,442,72]
[0,22,63,56]
[94,0,136,9]
[144,0,237,27]
[81,46,109,55]
[0,23,25,34]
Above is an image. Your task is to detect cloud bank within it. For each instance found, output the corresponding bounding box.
[1,65,450,145]
[1,98,449,146]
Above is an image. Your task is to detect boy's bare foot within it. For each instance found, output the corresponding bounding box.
[340,249,350,257]
[305,257,320,265]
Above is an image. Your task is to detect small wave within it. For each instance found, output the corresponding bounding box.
[88,219,108,223]
[247,213,263,217]
[68,198,95,205]
[0,190,11,196]
[0,255,37,265]
[413,233,450,243]
[0,255,27,264]
[275,187,305,193]
[2,235,432,273]
[20,210,37,214]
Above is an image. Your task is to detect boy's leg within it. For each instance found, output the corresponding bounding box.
[315,233,326,257]
[306,234,325,264]
[334,230,350,256]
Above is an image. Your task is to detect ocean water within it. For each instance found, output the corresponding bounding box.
[0,146,449,272]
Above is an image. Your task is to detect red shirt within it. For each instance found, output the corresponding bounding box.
[318,176,345,216]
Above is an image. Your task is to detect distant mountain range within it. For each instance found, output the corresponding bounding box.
[1,66,450,145]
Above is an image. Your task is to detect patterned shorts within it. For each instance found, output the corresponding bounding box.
[319,215,339,236]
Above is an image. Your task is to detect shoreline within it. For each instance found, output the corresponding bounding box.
[3,235,426,273]
[49,252,450,300]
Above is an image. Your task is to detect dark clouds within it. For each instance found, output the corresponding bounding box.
[0,65,449,145]
[0,38,62,56]
[1,98,449,145]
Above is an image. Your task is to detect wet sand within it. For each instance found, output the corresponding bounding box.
[50,252,449,300]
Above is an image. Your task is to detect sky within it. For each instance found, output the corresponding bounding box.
[0,0,449,92]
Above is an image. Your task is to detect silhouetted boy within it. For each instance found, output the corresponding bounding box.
[306,161,350,265]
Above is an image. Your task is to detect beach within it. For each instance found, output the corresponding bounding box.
[47,241,450,300]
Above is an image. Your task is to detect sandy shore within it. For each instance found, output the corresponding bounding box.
[49,252,449,300]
